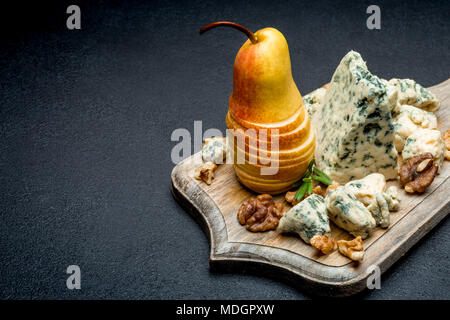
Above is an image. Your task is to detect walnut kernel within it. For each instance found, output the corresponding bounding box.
[310,234,335,255]
[416,159,432,172]
[325,182,340,196]
[194,162,217,185]
[399,153,438,193]
[337,236,364,261]
[237,194,284,232]
[444,129,450,160]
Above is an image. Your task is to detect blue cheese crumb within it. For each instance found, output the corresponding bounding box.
[325,186,376,239]
[388,78,440,112]
[392,104,438,152]
[201,137,227,164]
[402,129,445,170]
[278,194,331,244]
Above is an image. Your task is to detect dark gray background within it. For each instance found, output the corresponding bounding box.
[1,0,449,299]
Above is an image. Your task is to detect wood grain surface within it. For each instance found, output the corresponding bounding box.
[171,79,450,296]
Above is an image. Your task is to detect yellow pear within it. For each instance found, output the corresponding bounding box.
[229,27,302,124]
[200,22,315,194]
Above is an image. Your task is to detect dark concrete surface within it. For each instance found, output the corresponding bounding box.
[0,0,449,299]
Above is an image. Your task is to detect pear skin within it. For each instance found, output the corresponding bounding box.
[229,28,302,124]
[227,107,312,151]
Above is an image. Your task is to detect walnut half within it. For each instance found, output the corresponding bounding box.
[325,182,340,196]
[310,234,335,255]
[337,236,364,261]
[444,129,450,160]
[399,153,438,193]
[194,161,217,185]
[237,194,284,232]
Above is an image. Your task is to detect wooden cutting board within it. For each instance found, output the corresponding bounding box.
[171,79,450,296]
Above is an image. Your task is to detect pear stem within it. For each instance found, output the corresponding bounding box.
[199,21,258,44]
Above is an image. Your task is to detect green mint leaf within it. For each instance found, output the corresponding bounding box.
[311,175,332,185]
[313,168,332,183]
[307,181,313,195]
[294,182,308,201]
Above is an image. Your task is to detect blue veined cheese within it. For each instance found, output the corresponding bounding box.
[381,79,401,114]
[304,87,327,117]
[388,78,440,112]
[325,186,376,239]
[373,193,390,228]
[384,186,400,211]
[402,129,445,170]
[345,173,386,227]
[372,187,400,228]
[345,173,386,206]
[201,137,226,164]
[344,173,399,228]
[278,194,331,244]
[312,51,399,183]
[393,104,438,152]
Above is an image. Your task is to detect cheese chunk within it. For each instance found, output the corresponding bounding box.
[384,186,400,212]
[304,87,327,117]
[345,173,386,206]
[374,193,390,228]
[388,78,440,112]
[393,105,438,152]
[202,137,226,164]
[326,186,376,239]
[402,129,445,170]
[382,79,401,114]
[278,194,331,244]
[312,51,399,183]
[345,173,400,227]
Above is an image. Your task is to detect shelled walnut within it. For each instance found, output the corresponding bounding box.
[399,153,438,193]
[325,182,340,196]
[285,186,323,206]
[337,236,364,261]
[237,194,284,232]
[444,129,450,160]
[310,234,335,255]
[194,162,217,185]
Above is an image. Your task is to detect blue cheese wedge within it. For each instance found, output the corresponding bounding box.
[388,78,440,112]
[278,194,331,244]
[402,129,445,170]
[393,105,438,152]
[312,51,399,183]
[304,87,327,117]
[201,137,226,164]
[325,186,376,239]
